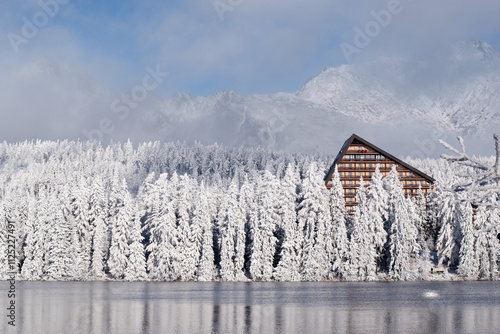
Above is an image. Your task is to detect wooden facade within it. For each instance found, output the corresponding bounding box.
[324,134,435,210]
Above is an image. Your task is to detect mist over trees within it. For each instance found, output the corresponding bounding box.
[0,140,498,281]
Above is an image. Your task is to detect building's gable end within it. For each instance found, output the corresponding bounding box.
[324,134,356,182]
[325,134,435,210]
[348,134,435,183]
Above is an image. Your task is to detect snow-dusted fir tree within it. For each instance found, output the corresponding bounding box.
[175,174,198,281]
[20,193,45,280]
[108,178,132,280]
[44,192,72,280]
[416,185,430,242]
[457,202,478,279]
[217,177,246,281]
[193,182,216,281]
[407,196,431,279]
[366,165,388,271]
[108,178,146,281]
[144,173,179,281]
[474,204,499,280]
[239,174,255,278]
[435,183,462,269]
[328,166,349,280]
[273,164,301,281]
[72,178,92,277]
[297,163,331,281]
[66,226,84,280]
[89,177,108,279]
[248,170,279,281]
[124,208,147,281]
[385,166,420,280]
[349,178,377,281]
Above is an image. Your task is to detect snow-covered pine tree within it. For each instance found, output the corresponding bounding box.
[407,196,431,279]
[217,177,245,281]
[89,177,108,279]
[175,173,198,281]
[20,192,44,280]
[366,165,388,272]
[193,182,216,281]
[416,185,430,243]
[144,173,179,281]
[239,174,255,278]
[297,163,331,281]
[435,183,462,269]
[385,166,420,280]
[328,166,349,280]
[73,178,92,277]
[457,202,478,279]
[474,205,499,280]
[248,170,279,281]
[349,177,377,281]
[273,164,302,281]
[44,192,72,280]
[66,226,84,280]
[108,178,137,280]
[124,207,147,281]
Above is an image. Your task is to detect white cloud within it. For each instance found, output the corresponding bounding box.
[0,0,499,144]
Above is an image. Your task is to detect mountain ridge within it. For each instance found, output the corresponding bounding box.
[4,40,499,157]
[145,40,500,155]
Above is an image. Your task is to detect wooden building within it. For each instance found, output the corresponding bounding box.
[324,134,434,211]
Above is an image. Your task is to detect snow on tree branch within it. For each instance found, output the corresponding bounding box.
[439,134,500,208]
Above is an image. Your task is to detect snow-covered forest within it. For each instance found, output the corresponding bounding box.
[0,140,498,281]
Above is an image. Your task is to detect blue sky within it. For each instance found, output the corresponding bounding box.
[2,0,498,97]
[0,0,499,144]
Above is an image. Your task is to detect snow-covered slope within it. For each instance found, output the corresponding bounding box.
[145,40,500,155]
[296,40,500,134]
[4,41,499,156]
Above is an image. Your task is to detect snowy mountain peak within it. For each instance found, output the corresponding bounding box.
[446,40,500,65]
[142,40,500,155]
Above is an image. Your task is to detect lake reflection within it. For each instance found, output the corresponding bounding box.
[2,281,500,334]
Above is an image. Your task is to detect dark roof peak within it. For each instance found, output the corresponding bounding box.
[324,134,435,183]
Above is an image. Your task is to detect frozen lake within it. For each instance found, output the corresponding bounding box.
[2,281,500,334]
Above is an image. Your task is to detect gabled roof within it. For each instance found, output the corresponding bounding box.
[324,133,435,183]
